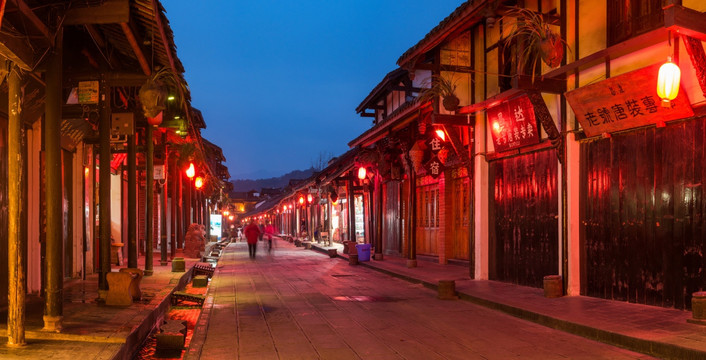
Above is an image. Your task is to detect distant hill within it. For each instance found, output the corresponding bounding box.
[230,167,316,192]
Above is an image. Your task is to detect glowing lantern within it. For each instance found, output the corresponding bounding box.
[147,111,163,126]
[185,163,195,179]
[84,167,90,177]
[288,204,292,210]
[223,210,230,216]
[228,215,234,221]
[299,196,304,205]
[307,194,313,203]
[492,121,502,133]
[357,166,367,180]
[194,176,204,189]
[435,129,446,141]
[283,205,287,212]
[657,56,680,107]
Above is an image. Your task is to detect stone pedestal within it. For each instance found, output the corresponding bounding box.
[172,257,185,272]
[406,259,417,268]
[327,249,338,258]
[156,320,187,356]
[438,280,458,300]
[543,275,563,298]
[192,275,208,288]
[689,292,706,325]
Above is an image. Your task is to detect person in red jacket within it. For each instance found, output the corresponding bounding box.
[244,221,261,259]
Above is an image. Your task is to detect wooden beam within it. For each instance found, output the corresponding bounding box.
[84,24,105,48]
[664,4,706,42]
[152,0,175,71]
[120,22,151,76]
[360,112,375,118]
[13,0,51,46]
[64,0,129,25]
[457,88,522,114]
[0,33,33,70]
[431,113,474,126]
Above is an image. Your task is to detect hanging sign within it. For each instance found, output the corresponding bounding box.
[427,133,443,155]
[154,165,165,180]
[566,62,694,138]
[488,94,540,153]
[424,155,443,179]
[78,81,99,104]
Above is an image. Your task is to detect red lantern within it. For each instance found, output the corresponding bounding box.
[186,163,195,179]
[435,129,446,141]
[657,56,680,107]
[307,194,313,203]
[357,166,367,180]
[194,176,204,189]
[298,196,304,205]
[147,111,163,126]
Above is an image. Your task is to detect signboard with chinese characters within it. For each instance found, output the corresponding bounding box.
[488,94,540,153]
[566,63,694,138]
[424,155,443,179]
[78,81,99,104]
[427,133,443,155]
[154,165,165,180]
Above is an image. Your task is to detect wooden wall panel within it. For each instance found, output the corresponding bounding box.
[582,119,706,309]
[491,150,559,288]
[0,120,8,307]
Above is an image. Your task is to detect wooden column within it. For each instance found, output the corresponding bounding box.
[144,125,154,276]
[98,76,112,292]
[127,134,137,268]
[177,171,184,249]
[160,137,168,266]
[404,152,417,267]
[347,177,355,242]
[45,32,64,331]
[7,64,26,345]
[375,174,383,260]
[170,157,177,257]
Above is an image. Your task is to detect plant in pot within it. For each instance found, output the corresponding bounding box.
[500,7,568,79]
[138,67,188,125]
[418,74,461,112]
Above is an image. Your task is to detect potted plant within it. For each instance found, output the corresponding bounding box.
[500,7,567,75]
[418,74,461,112]
[138,67,188,123]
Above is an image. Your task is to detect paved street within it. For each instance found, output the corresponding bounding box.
[187,239,655,360]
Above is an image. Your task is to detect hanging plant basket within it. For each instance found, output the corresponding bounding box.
[442,95,460,112]
[139,79,167,119]
[539,31,564,68]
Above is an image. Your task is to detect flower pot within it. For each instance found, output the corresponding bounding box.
[540,32,563,68]
[442,95,460,112]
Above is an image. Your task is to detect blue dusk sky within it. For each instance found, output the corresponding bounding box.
[163,1,463,180]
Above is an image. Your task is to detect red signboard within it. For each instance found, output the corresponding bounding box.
[424,155,443,179]
[566,62,694,138]
[488,94,540,153]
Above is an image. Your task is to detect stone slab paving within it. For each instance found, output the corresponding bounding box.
[187,239,655,359]
[0,254,206,360]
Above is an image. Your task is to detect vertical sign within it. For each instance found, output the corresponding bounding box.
[210,214,222,240]
[488,94,540,152]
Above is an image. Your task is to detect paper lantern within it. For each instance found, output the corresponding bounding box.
[657,56,680,107]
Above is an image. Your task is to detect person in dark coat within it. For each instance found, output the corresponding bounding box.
[244,221,261,259]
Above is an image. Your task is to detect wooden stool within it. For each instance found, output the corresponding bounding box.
[106,272,133,306]
[119,268,144,300]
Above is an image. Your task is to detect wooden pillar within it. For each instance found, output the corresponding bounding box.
[144,125,154,276]
[170,157,177,257]
[98,75,112,292]
[177,170,184,249]
[127,134,137,268]
[45,32,64,331]
[347,177,355,242]
[160,137,168,266]
[7,64,26,345]
[375,174,383,260]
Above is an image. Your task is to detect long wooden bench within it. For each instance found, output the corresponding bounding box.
[193,262,214,277]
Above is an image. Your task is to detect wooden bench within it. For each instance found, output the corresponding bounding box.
[193,262,214,277]
[171,291,205,306]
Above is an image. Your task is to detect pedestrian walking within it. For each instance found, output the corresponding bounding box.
[244,221,261,259]
[264,222,278,253]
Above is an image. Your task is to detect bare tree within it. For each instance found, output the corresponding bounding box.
[311,151,334,171]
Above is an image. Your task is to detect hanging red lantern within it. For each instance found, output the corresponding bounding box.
[147,111,163,126]
[298,196,304,205]
[307,194,313,203]
[186,163,195,179]
[435,129,446,141]
[657,56,680,107]
[194,176,204,189]
[357,166,367,180]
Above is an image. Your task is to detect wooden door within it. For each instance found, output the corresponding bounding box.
[383,181,401,255]
[491,150,558,288]
[416,179,439,256]
[452,170,470,260]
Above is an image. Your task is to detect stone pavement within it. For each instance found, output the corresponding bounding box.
[0,253,205,360]
[306,241,706,360]
[184,238,683,359]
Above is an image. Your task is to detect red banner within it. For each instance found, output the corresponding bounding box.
[488,94,540,152]
[566,63,694,137]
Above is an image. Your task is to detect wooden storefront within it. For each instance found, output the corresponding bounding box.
[581,118,706,310]
[416,176,439,256]
[490,150,559,288]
